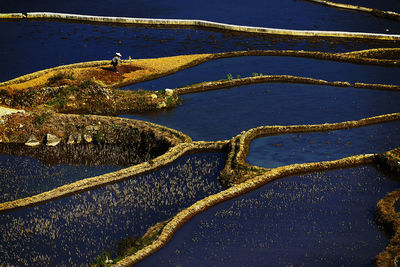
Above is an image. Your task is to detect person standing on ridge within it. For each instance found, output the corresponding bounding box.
[111,52,122,73]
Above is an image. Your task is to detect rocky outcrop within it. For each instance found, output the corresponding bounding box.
[25,135,40,147]
[46,133,61,146]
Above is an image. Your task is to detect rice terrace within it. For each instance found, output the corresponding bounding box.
[0,0,400,266]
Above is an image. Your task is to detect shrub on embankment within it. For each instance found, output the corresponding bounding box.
[0,76,180,114]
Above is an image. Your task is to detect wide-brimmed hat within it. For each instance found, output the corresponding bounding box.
[115,52,122,57]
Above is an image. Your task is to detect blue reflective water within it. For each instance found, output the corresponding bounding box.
[0,153,122,203]
[1,0,399,33]
[139,166,400,267]
[0,0,399,265]
[121,84,400,141]
[2,20,392,83]
[0,152,226,266]
[123,56,400,91]
[248,121,400,168]
[339,0,400,12]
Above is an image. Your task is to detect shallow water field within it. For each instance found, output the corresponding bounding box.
[0,152,226,266]
[1,0,399,33]
[0,152,122,203]
[122,83,400,141]
[124,56,400,91]
[1,0,400,265]
[139,166,400,266]
[1,19,397,83]
[247,121,400,168]
[0,142,165,203]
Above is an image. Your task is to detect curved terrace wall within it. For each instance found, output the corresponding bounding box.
[0,140,227,213]
[115,153,375,266]
[24,12,400,41]
[0,112,200,212]
[112,113,400,266]
[0,26,398,262]
[1,12,400,41]
[304,0,400,21]
[221,113,400,185]
[174,75,400,96]
[375,182,400,266]
[1,48,399,93]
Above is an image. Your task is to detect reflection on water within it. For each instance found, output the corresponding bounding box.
[140,166,400,266]
[0,141,170,202]
[0,153,121,203]
[248,121,400,168]
[121,83,400,141]
[0,152,226,266]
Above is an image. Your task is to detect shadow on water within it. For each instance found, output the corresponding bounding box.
[0,152,227,266]
[0,141,170,202]
[139,166,400,266]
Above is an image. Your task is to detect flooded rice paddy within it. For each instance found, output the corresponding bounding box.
[124,56,400,91]
[122,83,400,141]
[0,141,164,203]
[0,152,121,203]
[139,166,400,266]
[1,0,400,265]
[1,20,397,83]
[1,0,399,33]
[248,121,400,168]
[0,152,226,266]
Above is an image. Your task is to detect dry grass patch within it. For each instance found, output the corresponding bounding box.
[0,54,212,92]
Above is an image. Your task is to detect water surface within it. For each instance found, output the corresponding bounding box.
[124,56,400,91]
[121,83,400,141]
[0,152,226,266]
[140,166,400,266]
[248,121,400,168]
[2,20,390,83]
[0,152,121,203]
[1,0,399,32]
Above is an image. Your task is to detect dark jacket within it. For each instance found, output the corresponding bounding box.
[111,56,121,66]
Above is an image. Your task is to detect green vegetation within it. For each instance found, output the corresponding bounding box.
[0,89,9,96]
[12,89,37,107]
[46,71,75,86]
[48,85,80,108]
[93,221,168,266]
[46,72,65,86]
[166,96,174,105]
[80,79,96,89]
[92,131,104,144]
[34,112,51,127]
[227,73,233,80]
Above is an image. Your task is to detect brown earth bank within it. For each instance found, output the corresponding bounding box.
[1,48,399,92]
[0,54,211,91]
[0,48,399,115]
[0,79,180,115]
[374,148,400,266]
[0,110,190,146]
[220,113,400,186]
[112,146,400,267]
